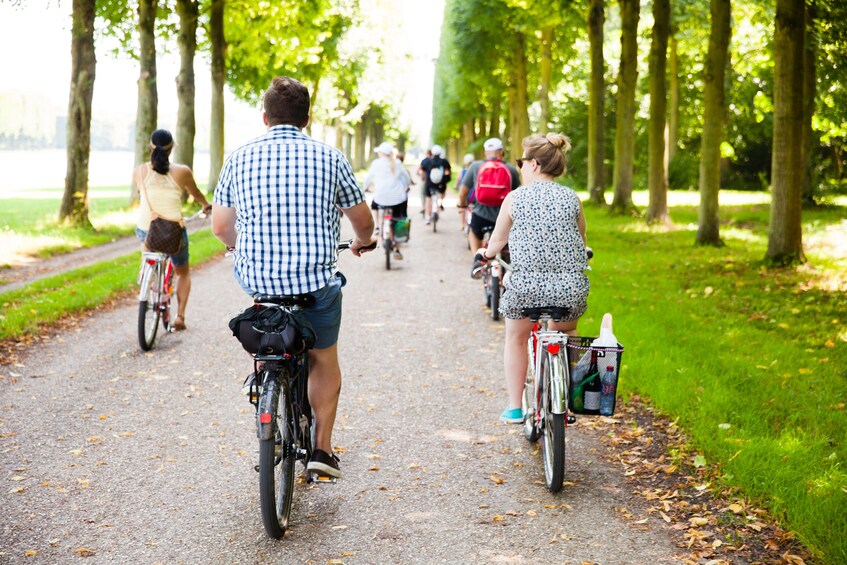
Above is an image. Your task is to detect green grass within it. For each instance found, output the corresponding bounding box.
[0,185,138,265]
[0,229,224,340]
[578,193,846,563]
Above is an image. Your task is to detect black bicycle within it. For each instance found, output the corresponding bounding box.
[234,240,375,539]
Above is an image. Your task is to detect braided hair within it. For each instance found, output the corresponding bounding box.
[149,129,174,174]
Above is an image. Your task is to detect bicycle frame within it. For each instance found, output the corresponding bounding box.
[531,323,569,415]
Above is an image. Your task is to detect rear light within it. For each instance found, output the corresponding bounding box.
[546,344,560,355]
[259,413,272,424]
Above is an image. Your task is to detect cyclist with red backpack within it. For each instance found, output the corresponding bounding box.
[458,137,521,275]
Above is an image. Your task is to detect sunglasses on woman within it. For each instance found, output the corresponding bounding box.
[516,156,533,169]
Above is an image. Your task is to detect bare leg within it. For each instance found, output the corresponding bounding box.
[173,264,190,327]
[469,231,483,254]
[308,344,342,453]
[424,195,432,219]
[504,317,533,410]
[550,320,578,336]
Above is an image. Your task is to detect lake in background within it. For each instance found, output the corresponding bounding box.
[0,150,212,197]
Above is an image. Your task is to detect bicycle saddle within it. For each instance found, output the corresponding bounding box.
[521,306,572,322]
[253,293,316,308]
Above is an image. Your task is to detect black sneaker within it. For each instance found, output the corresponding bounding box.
[471,257,486,279]
[307,449,342,479]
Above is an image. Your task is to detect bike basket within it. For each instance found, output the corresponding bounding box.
[228,305,316,355]
[565,336,625,416]
[393,217,411,242]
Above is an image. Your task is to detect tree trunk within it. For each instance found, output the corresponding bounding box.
[488,101,500,139]
[766,0,806,264]
[508,33,531,161]
[587,0,606,204]
[334,118,344,153]
[695,0,731,246]
[801,1,817,206]
[646,0,670,224]
[538,26,553,134]
[59,0,96,228]
[611,0,640,214]
[175,0,198,172]
[668,31,680,163]
[208,0,225,191]
[307,76,321,137]
[132,0,158,204]
[354,118,365,171]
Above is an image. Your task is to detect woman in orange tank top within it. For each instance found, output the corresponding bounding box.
[133,129,211,331]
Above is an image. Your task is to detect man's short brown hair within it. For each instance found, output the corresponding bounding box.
[263,76,310,127]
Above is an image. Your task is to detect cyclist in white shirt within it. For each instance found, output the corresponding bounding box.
[364,141,410,260]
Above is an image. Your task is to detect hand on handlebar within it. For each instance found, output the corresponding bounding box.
[350,236,378,257]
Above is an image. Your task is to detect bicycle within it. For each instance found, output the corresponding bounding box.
[136,208,206,351]
[481,248,509,321]
[379,206,395,270]
[238,239,375,539]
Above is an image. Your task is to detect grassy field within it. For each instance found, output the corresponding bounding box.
[577,193,846,562]
[1,186,845,561]
[0,186,137,268]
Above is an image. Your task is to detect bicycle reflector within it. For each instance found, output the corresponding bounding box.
[546,344,561,355]
[259,413,272,424]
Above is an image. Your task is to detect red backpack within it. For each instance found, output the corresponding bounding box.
[474,159,512,206]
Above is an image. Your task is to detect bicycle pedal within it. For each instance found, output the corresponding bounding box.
[310,473,337,484]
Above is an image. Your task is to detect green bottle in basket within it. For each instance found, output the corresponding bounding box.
[572,354,599,413]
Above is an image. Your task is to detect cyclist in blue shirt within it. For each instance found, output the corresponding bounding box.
[212,76,376,479]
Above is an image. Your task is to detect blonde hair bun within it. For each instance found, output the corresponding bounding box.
[546,133,572,153]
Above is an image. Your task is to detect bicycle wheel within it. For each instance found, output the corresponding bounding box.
[159,262,174,331]
[383,235,391,270]
[258,374,296,538]
[490,274,500,321]
[137,262,161,351]
[540,353,566,492]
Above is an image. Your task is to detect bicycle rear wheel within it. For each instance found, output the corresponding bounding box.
[383,236,391,270]
[258,375,296,538]
[540,353,566,492]
[137,263,161,351]
[522,372,540,442]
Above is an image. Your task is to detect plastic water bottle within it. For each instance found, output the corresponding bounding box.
[599,365,617,416]
[591,313,618,376]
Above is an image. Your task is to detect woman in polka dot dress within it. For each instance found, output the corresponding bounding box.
[473,132,589,423]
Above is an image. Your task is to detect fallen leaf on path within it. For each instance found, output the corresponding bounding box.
[24,550,37,556]
[74,547,96,557]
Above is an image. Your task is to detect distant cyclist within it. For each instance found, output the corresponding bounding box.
[472,133,589,423]
[364,141,410,260]
[419,144,451,225]
[133,128,212,332]
[458,137,520,271]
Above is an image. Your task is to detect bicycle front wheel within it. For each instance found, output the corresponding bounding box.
[384,236,391,270]
[540,353,566,492]
[258,376,296,538]
[490,274,500,320]
[137,263,161,351]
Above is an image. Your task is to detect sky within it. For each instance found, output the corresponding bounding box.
[0,1,444,150]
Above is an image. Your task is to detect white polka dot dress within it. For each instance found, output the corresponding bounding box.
[500,180,590,320]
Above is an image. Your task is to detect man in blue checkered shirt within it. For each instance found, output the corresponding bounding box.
[212,76,376,479]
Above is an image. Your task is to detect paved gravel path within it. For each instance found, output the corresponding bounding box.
[0,201,682,564]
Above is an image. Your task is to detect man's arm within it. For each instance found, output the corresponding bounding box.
[341,201,376,256]
[211,205,237,248]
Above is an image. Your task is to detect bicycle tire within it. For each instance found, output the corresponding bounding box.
[137,263,161,351]
[490,274,500,321]
[258,375,296,538]
[384,236,391,270]
[432,211,438,232]
[540,353,566,492]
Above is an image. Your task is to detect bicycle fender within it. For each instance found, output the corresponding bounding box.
[257,377,278,441]
[548,354,568,415]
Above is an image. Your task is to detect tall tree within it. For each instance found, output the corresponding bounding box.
[59,0,96,227]
[647,0,671,224]
[133,0,158,193]
[587,0,606,205]
[538,26,553,134]
[508,32,531,160]
[801,1,818,205]
[667,29,679,163]
[174,0,199,172]
[695,0,731,245]
[766,0,806,263]
[610,0,640,214]
[207,0,225,191]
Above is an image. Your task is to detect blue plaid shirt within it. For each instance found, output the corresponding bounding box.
[214,125,364,295]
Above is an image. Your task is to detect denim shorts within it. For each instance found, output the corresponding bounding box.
[136,227,190,267]
[235,271,346,350]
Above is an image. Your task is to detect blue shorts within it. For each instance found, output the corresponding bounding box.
[235,271,345,350]
[136,227,189,267]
